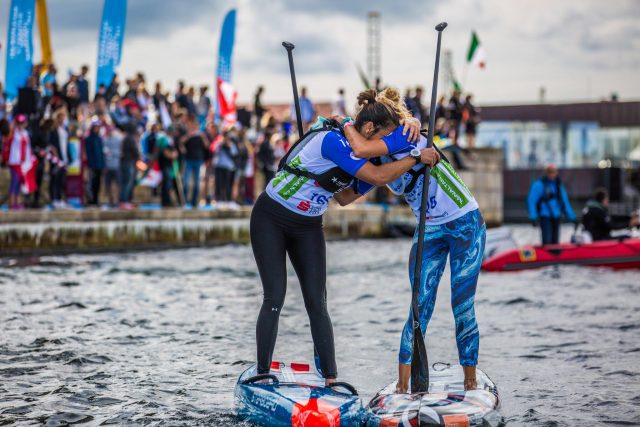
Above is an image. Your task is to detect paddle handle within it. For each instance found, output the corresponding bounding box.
[282,41,304,139]
[410,22,447,394]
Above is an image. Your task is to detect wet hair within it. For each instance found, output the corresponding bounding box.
[593,187,608,203]
[354,88,411,134]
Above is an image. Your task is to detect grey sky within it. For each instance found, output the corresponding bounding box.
[1,0,638,105]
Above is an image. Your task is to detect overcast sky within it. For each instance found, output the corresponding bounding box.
[1,0,638,106]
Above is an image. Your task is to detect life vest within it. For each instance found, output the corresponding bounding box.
[535,177,565,216]
[277,119,362,194]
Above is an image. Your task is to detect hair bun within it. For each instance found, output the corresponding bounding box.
[377,87,401,104]
[357,89,377,107]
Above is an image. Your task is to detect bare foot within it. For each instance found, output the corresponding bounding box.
[463,365,477,390]
[463,378,477,390]
[395,381,409,394]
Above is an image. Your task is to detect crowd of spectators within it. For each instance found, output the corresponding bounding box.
[0,65,480,211]
[0,64,300,210]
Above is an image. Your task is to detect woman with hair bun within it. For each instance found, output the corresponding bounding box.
[250,88,440,385]
[340,87,486,393]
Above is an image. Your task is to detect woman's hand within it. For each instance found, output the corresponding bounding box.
[420,147,440,166]
[400,117,422,143]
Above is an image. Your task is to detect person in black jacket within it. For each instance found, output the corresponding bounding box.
[119,124,140,208]
[84,121,106,205]
[413,86,427,126]
[257,128,276,189]
[31,118,54,207]
[581,188,639,241]
[447,90,463,145]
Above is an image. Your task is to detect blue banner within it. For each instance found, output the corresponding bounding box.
[215,9,236,121]
[96,0,127,92]
[216,9,236,83]
[4,0,36,101]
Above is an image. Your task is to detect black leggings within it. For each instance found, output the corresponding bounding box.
[250,192,337,379]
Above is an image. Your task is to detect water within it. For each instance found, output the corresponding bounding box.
[1,229,639,426]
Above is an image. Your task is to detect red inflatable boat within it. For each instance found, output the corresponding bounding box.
[482,238,640,271]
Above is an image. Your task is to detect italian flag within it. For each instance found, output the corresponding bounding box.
[466,31,486,69]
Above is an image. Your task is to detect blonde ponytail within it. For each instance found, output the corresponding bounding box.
[376,87,412,120]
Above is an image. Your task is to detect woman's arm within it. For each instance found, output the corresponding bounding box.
[354,148,439,186]
[343,124,387,158]
[343,117,421,159]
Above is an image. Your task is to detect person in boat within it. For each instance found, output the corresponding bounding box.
[250,88,439,386]
[527,164,577,244]
[337,91,485,392]
[581,188,640,241]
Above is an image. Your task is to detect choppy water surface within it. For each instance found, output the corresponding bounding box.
[1,228,639,426]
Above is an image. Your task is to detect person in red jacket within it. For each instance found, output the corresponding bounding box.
[2,115,35,209]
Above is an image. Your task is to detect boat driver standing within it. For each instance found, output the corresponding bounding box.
[527,164,577,244]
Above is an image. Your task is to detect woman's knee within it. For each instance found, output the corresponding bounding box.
[304,297,328,317]
[261,293,285,313]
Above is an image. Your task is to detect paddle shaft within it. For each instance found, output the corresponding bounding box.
[282,41,304,139]
[410,22,447,394]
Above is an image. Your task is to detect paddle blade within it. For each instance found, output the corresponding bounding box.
[410,322,429,393]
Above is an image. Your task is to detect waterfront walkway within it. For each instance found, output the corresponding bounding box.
[0,204,417,256]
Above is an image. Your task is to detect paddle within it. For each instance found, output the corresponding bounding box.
[282,41,304,139]
[410,22,448,394]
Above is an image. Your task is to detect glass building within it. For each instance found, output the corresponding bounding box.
[475,101,640,170]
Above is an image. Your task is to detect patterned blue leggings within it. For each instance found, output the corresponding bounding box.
[399,209,486,366]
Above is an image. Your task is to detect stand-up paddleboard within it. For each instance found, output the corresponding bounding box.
[235,361,363,426]
[365,364,501,427]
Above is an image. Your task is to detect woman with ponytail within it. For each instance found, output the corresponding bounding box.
[339,87,486,393]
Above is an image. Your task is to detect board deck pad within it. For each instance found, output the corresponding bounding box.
[235,361,363,426]
[365,364,501,426]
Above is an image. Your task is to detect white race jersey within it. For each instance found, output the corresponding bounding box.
[382,128,478,225]
[266,130,366,216]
